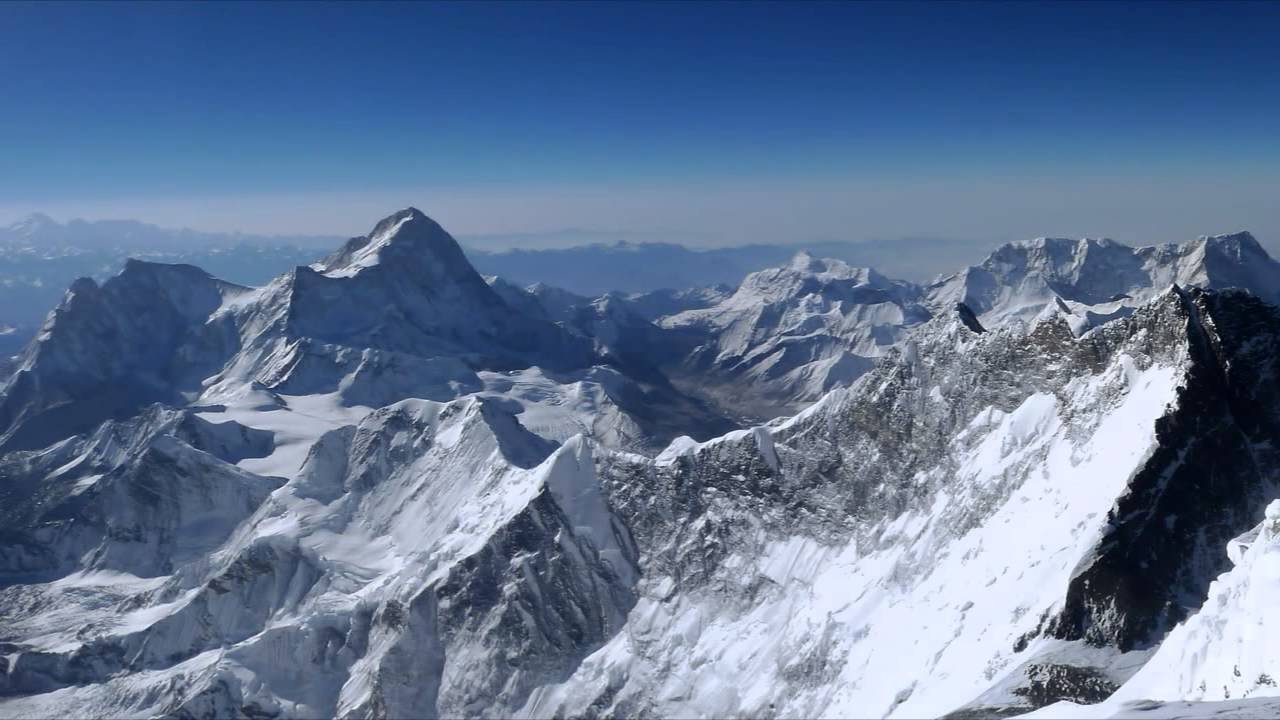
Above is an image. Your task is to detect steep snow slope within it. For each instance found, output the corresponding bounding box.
[1027,501,1280,719]
[4,284,1280,718]
[6,214,1280,720]
[1120,501,1280,704]
[0,395,636,718]
[522,293,1174,718]
[1029,512,1280,712]
[528,287,1280,719]
[660,252,932,418]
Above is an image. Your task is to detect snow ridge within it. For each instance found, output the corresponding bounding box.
[4,215,1280,720]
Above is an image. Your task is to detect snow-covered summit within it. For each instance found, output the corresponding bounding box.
[927,232,1280,330]
[8,213,1280,720]
[0,208,733,454]
[734,250,899,303]
[1163,231,1280,303]
[659,251,931,417]
[255,208,594,372]
[528,284,1280,719]
[315,207,471,279]
[1196,230,1268,260]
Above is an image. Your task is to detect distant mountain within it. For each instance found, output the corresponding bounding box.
[9,209,1280,718]
[928,232,1280,331]
[0,215,987,358]
[659,252,932,418]
[0,213,340,252]
[466,236,995,296]
[0,208,731,454]
[0,215,337,357]
[616,284,734,321]
[615,232,1280,420]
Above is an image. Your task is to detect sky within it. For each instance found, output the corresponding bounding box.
[2,1,1279,248]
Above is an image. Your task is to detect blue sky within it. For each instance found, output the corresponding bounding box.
[2,1,1279,246]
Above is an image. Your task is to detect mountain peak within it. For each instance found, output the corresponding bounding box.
[317,207,470,278]
[783,251,862,277]
[787,250,820,271]
[120,256,215,280]
[368,206,432,237]
[1197,230,1267,260]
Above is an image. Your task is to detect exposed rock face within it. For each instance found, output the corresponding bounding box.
[523,287,1280,719]
[1045,289,1280,651]
[1027,501,1280,718]
[5,215,1280,719]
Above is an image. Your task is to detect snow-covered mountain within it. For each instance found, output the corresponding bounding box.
[480,277,734,444]
[0,215,337,359]
[0,208,730,455]
[5,212,1280,719]
[465,235,1003,293]
[643,233,1280,422]
[656,252,932,418]
[5,283,1280,718]
[523,286,1280,719]
[928,232,1280,332]
[616,285,734,322]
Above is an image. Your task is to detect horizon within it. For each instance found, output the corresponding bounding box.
[10,5,1280,714]
[0,207,1270,259]
[4,1,1280,246]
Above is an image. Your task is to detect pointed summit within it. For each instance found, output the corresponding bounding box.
[1169,230,1280,305]
[261,207,599,375]
[316,207,472,279]
[779,250,870,282]
[1196,230,1268,261]
[787,250,822,273]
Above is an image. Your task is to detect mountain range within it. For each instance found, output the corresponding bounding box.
[3,208,1280,718]
[0,214,992,358]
